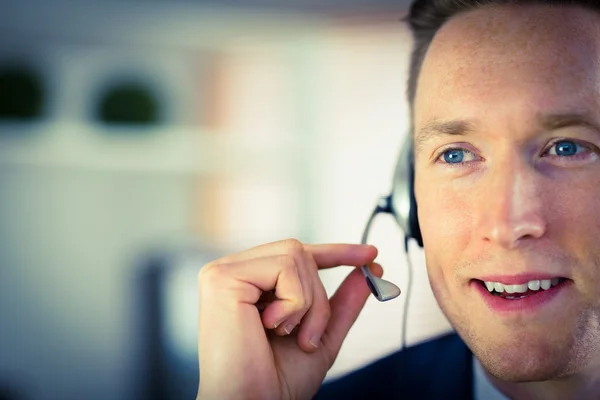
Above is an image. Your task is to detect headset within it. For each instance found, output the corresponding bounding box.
[359,134,423,350]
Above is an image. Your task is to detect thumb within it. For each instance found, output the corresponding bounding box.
[320,263,384,364]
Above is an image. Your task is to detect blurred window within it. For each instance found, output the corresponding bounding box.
[96,82,160,125]
[0,65,45,120]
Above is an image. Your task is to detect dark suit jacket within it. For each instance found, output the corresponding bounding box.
[314,333,474,399]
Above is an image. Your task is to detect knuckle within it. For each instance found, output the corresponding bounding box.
[284,238,306,273]
[279,254,306,307]
[283,238,304,256]
[297,293,308,310]
[197,263,210,283]
[279,253,298,272]
[197,262,222,288]
[296,297,308,313]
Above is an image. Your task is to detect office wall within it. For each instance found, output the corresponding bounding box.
[0,2,451,399]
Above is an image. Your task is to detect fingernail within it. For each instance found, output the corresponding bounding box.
[283,323,295,335]
[309,334,321,348]
[273,321,281,329]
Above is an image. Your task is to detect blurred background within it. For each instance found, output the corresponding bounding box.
[0,0,452,399]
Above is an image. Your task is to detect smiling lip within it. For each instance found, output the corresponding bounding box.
[471,276,571,315]
[475,273,566,285]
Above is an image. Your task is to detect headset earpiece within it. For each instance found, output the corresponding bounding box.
[389,136,423,247]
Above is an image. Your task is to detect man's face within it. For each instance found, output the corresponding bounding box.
[413,4,600,381]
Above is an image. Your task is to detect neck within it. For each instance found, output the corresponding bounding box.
[487,363,600,400]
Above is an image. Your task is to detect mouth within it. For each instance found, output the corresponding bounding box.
[471,276,571,313]
[476,277,567,300]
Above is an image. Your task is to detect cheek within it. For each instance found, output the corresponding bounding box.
[417,179,475,259]
[556,193,600,249]
[547,167,600,242]
[551,176,600,297]
[416,178,476,315]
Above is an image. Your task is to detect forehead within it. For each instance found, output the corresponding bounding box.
[413,4,600,130]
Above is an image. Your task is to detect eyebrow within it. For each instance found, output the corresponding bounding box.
[414,112,600,155]
[538,112,600,132]
[415,118,477,155]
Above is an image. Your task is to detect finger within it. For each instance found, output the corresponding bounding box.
[320,263,384,365]
[273,249,313,336]
[294,251,332,352]
[202,254,306,329]
[214,238,306,265]
[215,239,377,270]
[305,243,378,268]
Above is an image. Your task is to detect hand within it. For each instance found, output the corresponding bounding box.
[196,239,382,400]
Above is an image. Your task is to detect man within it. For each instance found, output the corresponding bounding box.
[196,0,600,399]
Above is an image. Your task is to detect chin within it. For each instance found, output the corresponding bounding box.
[466,330,577,382]
[479,352,567,382]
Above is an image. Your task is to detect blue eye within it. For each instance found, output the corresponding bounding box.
[548,140,581,157]
[442,149,465,163]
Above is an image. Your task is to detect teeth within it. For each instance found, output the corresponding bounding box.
[528,280,541,291]
[514,283,528,293]
[503,284,529,294]
[493,282,505,293]
[540,279,551,290]
[483,278,562,293]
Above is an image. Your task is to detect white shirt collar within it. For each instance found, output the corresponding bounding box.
[473,355,510,400]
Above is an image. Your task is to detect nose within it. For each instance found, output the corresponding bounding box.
[477,155,547,249]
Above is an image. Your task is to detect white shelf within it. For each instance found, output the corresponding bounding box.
[0,122,305,177]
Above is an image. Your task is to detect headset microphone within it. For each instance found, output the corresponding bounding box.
[359,135,423,351]
[360,136,423,301]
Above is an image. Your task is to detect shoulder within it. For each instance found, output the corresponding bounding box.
[313,332,473,400]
